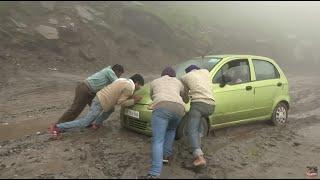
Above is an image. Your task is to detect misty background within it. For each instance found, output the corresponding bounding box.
[0,1,319,77]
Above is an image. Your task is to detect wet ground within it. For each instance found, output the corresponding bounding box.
[0,70,319,178]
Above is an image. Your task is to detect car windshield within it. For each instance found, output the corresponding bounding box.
[174,57,221,78]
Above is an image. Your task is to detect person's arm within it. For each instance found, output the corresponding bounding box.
[149,82,154,101]
[179,77,189,103]
[118,86,142,107]
[180,81,189,103]
[148,83,154,110]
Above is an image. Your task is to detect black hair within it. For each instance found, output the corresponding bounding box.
[112,64,124,73]
[130,74,144,86]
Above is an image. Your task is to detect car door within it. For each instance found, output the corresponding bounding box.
[211,59,255,124]
[250,59,282,117]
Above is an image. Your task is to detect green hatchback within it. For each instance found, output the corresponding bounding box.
[120,55,290,139]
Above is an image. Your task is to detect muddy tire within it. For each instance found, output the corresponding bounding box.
[271,102,288,126]
[175,115,209,140]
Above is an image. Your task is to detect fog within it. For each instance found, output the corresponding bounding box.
[149,1,320,73]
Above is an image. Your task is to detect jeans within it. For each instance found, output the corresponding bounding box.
[57,97,114,131]
[187,102,214,157]
[148,108,182,177]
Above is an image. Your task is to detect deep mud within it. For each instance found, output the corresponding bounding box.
[0,70,319,178]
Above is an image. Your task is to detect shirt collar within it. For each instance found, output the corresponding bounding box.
[128,79,135,89]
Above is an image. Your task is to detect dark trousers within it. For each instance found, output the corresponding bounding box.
[187,102,215,157]
[58,82,95,123]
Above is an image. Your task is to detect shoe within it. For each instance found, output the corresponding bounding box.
[49,123,62,139]
[163,154,174,165]
[146,174,160,179]
[91,123,103,130]
[193,155,206,167]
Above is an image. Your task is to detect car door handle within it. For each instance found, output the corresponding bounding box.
[277,82,282,87]
[246,86,252,91]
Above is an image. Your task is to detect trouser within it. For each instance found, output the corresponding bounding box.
[187,102,215,157]
[148,108,182,177]
[57,97,114,131]
[58,82,95,123]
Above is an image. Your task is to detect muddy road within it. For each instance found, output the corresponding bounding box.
[0,69,319,179]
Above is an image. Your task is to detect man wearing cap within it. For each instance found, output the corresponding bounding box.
[146,67,188,179]
[180,65,215,168]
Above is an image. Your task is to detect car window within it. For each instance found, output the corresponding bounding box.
[253,59,280,81]
[213,59,251,85]
[175,58,221,78]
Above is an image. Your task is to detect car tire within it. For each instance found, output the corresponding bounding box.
[271,102,288,126]
[175,115,209,140]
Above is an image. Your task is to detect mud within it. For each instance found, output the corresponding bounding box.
[0,70,319,178]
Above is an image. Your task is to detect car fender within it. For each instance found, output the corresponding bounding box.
[272,95,290,111]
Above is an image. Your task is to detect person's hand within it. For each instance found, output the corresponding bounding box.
[133,95,142,103]
[147,104,154,110]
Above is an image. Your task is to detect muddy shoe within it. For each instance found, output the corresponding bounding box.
[146,174,160,179]
[163,154,174,165]
[193,155,206,167]
[92,123,103,130]
[49,124,62,140]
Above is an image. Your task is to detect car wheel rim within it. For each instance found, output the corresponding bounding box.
[276,106,287,124]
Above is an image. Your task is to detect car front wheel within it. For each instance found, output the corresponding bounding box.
[175,115,209,140]
[271,102,288,126]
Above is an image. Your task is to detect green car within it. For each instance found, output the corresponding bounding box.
[120,55,290,139]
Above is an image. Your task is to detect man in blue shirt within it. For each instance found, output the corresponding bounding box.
[57,64,124,124]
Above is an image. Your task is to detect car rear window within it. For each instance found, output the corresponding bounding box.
[253,59,280,80]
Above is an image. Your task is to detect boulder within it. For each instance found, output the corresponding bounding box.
[48,18,58,25]
[35,25,59,39]
[75,5,94,22]
[40,1,56,11]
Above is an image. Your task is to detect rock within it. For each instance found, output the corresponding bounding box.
[48,18,58,25]
[35,25,59,40]
[293,142,301,147]
[65,16,71,21]
[75,5,94,21]
[36,132,41,135]
[48,67,58,71]
[0,164,5,170]
[79,47,95,61]
[40,1,56,11]
[9,17,27,28]
[80,153,87,161]
[97,20,112,31]
[241,162,248,166]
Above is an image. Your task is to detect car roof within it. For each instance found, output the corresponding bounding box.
[194,54,274,61]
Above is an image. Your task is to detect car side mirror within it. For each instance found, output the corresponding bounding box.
[219,74,232,87]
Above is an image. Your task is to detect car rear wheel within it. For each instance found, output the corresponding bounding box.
[271,102,288,126]
[175,115,209,140]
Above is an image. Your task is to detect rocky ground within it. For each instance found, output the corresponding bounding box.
[0,69,319,179]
